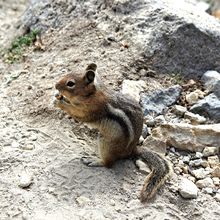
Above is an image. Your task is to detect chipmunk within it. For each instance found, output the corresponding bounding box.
[54,63,171,202]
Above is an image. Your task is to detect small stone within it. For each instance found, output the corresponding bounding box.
[203,147,218,157]
[142,124,149,139]
[196,177,214,188]
[135,159,150,174]
[186,90,205,105]
[179,178,198,199]
[189,159,203,167]
[174,166,182,175]
[188,176,196,183]
[183,156,190,164]
[191,168,207,179]
[144,115,155,127]
[139,136,144,144]
[121,80,146,102]
[200,160,209,168]
[213,177,220,186]
[208,156,219,168]
[184,111,206,125]
[211,166,220,178]
[203,187,213,195]
[18,172,33,188]
[20,144,35,150]
[173,105,187,117]
[154,115,166,125]
[76,196,90,205]
[195,152,203,159]
[214,193,220,202]
[30,135,37,141]
[11,141,19,148]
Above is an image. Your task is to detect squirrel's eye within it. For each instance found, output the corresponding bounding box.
[66,80,75,88]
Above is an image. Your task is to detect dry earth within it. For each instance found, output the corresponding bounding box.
[0,1,220,219]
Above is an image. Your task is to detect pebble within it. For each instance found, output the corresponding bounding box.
[196,177,214,188]
[186,89,204,105]
[208,156,219,168]
[191,168,207,179]
[173,105,187,116]
[135,159,151,174]
[189,159,203,167]
[154,115,166,125]
[11,141,19,148]
[76,196,90,206]
[203,147,218,157]
[214,194,220,202]
[184,111,206,124]
[212,177,220,186]
[203,187,213,195]
[182,156,190,164]
[195,152,203,159]
[144,115,155,127]
[211,166,220,178]
[18,172,33,188]
[20,144,35,150]
[179,178,198,199]
[142,124,149,139]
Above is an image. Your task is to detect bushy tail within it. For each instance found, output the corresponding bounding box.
[136,147,172,202]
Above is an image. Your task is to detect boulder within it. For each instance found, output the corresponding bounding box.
[140,85,182,116]
[19,0,220,78]
[152,123,220,152]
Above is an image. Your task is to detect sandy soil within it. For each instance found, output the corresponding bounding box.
[0,1,219,219]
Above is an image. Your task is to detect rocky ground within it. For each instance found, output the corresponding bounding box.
[0,0,220,220]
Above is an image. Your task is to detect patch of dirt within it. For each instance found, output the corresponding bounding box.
[0,1,219,220]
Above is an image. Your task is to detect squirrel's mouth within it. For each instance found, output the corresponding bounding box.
[55,91,71,104]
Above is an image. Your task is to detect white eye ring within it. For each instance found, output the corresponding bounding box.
[66,80,75,88]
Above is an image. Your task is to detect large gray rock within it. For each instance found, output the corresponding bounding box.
[19,0,220,78]
[190,94,220,122]
[141,85,182,116]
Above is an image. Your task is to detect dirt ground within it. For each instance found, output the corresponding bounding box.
[0,1,220,219]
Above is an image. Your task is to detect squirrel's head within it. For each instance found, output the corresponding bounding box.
[55,63,100,106]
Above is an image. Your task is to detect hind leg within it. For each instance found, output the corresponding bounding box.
[81,136,116,168]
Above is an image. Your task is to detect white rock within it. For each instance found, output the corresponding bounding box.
[191,168,208,179]
[154,115,166,125]
[18,172,33,188]
[11,141,19,148]
[76,196,90,206]
[196,177,214,189]
[179,178,198,199]
[186,90,204,105]
[173,105,187,117]
[215,194,220,202]
[121,80,146,102]
[184,111,206,125]
[153,123,220,152]
[195,152,203,159]
[211,166,220,178]
[203,187,213,195]
[208,156,219,168]
[135,159,150,174]
[212,177,220,186]
[203,147,219,157]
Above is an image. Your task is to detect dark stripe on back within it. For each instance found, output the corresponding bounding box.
[106,110,130,138]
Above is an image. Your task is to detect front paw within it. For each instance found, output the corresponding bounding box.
[81,156,103,167]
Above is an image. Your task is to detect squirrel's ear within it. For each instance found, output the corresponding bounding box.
[85,70,95,84]
[86,63,97,72]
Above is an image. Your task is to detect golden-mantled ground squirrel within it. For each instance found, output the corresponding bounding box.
[54,63,171,202]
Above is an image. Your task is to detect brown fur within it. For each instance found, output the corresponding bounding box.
[54,63,171,202]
